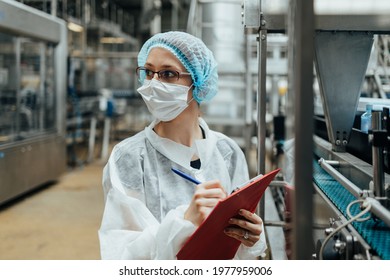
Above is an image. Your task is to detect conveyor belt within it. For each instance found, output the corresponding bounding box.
[313,160,390,260]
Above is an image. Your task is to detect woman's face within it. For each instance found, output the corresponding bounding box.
[144,47,199,121]
[145,47,193,88]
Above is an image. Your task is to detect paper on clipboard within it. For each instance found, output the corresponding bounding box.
[176,168,280,260]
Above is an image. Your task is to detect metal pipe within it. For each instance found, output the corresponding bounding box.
[51,0,57,17]
[365,197,390,228]
[371,110,385,197]
[88,116,97,163]
[257,28,267,220]
[257,29,267,177]
[265,220,328,229]
[264,221,286,227]
[101,117,111,161]
[15,39,21,137]
[318,158,363,198]
[39,43,45,131]
[323,160,340,167]
[244,33,253,160]
[290,0,315,260]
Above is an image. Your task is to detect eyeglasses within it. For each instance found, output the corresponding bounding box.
[136,66,191,83]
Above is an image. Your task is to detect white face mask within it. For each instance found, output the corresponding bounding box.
[137,79,193,121]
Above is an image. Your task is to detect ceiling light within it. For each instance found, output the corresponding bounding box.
[100,37,126,44]
[67,22,84,32]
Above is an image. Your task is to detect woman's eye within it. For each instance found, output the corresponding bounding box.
[145,70,154,77]
[161,70,177,79]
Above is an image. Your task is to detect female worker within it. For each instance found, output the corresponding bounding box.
[98,31,267,259]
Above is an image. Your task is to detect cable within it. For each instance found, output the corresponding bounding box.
[346,199,372,222]
[319,199,372,260]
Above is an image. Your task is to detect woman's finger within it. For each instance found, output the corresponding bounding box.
[238,209,262,224]
[224,228,257,247]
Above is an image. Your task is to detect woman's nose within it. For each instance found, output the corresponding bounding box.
[152,72,160,80]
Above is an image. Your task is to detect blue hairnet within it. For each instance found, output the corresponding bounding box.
[137,31,218,103]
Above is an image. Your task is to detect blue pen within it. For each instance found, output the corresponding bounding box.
[172,168,240,194]
[171,168,202,185]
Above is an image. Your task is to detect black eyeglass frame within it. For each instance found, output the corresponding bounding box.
[136,66,191,82]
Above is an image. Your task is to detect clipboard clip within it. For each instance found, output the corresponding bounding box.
[230,174,263,194]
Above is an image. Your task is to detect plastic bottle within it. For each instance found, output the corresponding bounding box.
[361,104,373,133]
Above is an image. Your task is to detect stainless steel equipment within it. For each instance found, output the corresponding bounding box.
[243,0,390,260]
[0,0,67,205]
[187,0,254,154]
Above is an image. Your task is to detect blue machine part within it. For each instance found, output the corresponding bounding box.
[313,160,390,260]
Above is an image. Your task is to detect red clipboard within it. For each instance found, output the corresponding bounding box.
[176,168,280,260]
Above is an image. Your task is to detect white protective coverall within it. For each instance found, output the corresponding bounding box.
[98,118,267,259]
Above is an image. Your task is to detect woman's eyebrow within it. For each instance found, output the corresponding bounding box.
[144,62,184,71]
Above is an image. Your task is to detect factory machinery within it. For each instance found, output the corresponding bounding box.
[0,0,67,205]
[242,0,390,259]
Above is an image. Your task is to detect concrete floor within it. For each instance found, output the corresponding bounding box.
[0,161,105,260]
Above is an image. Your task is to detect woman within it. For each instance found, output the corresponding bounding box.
[98,31,267,259]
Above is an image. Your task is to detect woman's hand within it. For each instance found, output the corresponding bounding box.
[184,180,227,226]
[224,209,263,247]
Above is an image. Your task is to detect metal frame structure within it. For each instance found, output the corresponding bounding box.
[242,0,390,259]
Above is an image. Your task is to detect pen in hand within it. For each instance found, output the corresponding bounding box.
[171,168,238,194]
[171,168,202,185]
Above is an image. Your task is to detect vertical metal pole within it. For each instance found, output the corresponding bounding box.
[257,28,267,219]
[88,116,97,163]
[16,39,21,137]
[289,0,314,259]
[372,111,385,197]
[245,33,253,160]
[39,43,46,131]
[63,0,68,21]
[51,0,57,17]
[171,0,179,30]
[101,117,111,161]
